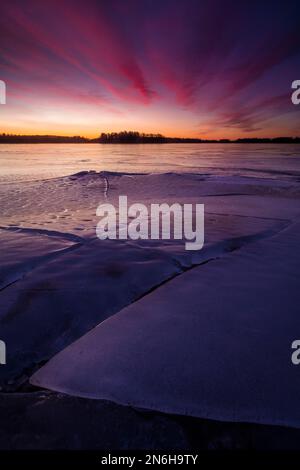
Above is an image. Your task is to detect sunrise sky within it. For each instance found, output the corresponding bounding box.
[0,0,299,139]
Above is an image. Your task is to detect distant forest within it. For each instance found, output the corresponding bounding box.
[1,131,300,144]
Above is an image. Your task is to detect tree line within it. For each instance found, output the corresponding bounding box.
[1,132,300,144]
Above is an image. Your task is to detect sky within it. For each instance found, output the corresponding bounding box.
[0,0,299,139]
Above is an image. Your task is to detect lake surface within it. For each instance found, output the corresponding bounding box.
[0,143,300,182]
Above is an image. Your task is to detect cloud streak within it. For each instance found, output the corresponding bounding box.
[0,0,299,137]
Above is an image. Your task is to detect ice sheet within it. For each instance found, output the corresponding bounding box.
[1,171,300,402]
[31,221,300,428]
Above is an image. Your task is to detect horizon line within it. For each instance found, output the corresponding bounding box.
[1,132,300,144]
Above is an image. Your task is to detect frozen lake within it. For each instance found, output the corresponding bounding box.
[1,143,300,182]
[1,144,300,436]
